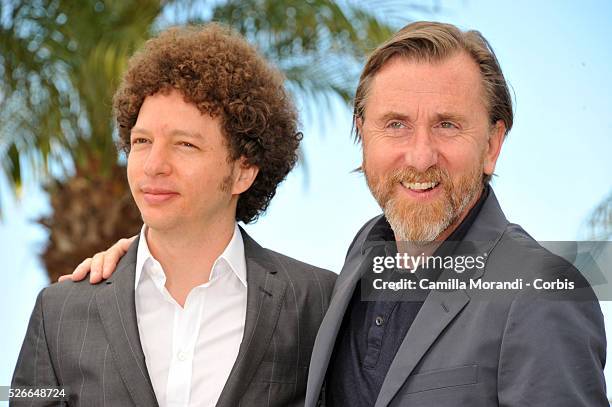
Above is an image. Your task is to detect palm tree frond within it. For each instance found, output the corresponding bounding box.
[583,191,612,240]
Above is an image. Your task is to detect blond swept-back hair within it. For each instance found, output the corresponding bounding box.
[353,21,513,141]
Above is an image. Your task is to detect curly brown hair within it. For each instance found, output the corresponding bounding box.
[113,23,301,223]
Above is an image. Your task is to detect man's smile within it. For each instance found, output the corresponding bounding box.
[141,187,180,204]
[399,180,442,200]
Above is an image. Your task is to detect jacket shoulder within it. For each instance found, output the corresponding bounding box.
[344,214,384,259]
[39,278,106,315]
[493,223,595,295]
[261,248,337,290]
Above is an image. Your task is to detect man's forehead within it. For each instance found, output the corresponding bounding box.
[365,54,486,114]
[366,84,477,117]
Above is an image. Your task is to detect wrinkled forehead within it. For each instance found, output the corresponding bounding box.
[364,53,488,117]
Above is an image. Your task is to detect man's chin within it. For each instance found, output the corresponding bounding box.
[388,217,449,243]
[140,215,179,234]
[384,199,453,242]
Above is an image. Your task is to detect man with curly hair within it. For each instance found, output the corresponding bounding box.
[12,24,336,407]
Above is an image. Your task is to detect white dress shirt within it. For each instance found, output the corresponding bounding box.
[134,224,248,407]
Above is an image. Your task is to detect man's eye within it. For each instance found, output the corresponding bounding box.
[179,141,198,148]
[131,137,150,145]
[387,121,406,129]
[439,121,457,129]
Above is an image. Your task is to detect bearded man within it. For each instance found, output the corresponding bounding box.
[304,22,606,406]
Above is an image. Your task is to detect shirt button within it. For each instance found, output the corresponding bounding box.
[177,351,187,361]
[375,316,384,326]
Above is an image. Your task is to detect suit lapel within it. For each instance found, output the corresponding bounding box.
[216,229,287,407]
[374,280,470,407]
[305,246,375,407]
[95,237,158,407]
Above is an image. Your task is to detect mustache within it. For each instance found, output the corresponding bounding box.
[387,166,450,184]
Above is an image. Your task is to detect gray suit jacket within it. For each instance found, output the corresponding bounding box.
[306,189,607,406]
[12,228,337,406]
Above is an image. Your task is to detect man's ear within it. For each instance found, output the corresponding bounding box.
[356,116,364,140]
[355,116,365,172]
[231,157,259,195]
[484,120,506,176]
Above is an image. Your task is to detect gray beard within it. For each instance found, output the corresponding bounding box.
[384,184,477,243]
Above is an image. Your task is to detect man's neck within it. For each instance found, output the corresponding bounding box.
[145,216,236,306]
[435,194,481,243]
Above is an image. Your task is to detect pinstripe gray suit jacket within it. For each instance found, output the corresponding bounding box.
[12,228,337,406]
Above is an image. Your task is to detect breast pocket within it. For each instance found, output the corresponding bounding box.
[401,364,479,394]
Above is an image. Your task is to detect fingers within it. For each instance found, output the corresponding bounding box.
[63,257,93,283]
[101,237,134,279]
[121,236,137,251]
[90,252,105,284]
[58,235,137,285]
[58,257,93,283]
[58,274,73,282]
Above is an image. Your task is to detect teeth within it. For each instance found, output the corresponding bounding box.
[401,181,439,190]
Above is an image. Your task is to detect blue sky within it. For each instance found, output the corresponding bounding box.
[1,0,611,400]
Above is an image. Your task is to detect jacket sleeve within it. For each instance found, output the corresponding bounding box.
[11,289,62,406]
[497,291,607,406]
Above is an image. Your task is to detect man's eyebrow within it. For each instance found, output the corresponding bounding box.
[376,111,411,123]
[130,127,150,136]
[374,111,469,123]
[168,129,203,139]
[129,128,203,139]
[434,112,468,122]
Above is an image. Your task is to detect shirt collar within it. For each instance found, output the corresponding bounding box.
[134,223,247,290]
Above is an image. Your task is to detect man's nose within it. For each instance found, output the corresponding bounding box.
[143,142,172,177]
[403,126,438,172]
